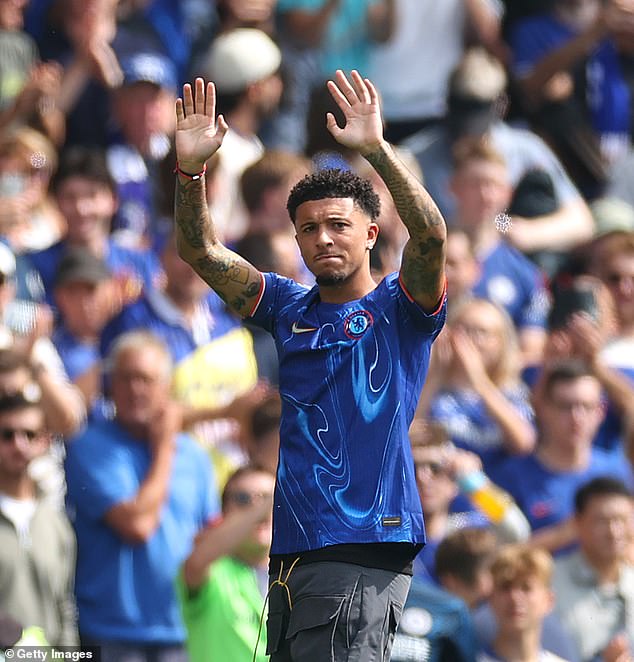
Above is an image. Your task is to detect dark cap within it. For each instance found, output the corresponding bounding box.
[54,248,111,288]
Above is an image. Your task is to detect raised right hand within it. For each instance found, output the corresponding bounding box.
[175,78,228,172]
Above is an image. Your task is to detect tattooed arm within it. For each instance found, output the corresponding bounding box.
[326,70,446,310]
[174,78,263,318]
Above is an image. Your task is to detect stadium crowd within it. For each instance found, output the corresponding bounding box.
[1,0,634,660]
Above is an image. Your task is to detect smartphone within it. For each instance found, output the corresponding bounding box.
[547,286,598,330]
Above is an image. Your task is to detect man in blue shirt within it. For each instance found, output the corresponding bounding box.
[173,71,447,660]
[64,331,217,661]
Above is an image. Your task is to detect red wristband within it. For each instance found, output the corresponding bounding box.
[174,161,207,181]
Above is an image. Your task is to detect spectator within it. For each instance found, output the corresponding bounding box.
[244,393,282,475]
[532,274,634,455]
[27,146,160,309]
[270,0,394,152]
[0,241,85,438]
[509,0,634,183]
[369,0,504,144]
[411,430,530,582]
[479,545,565,662]
[28,0,123,148]
[420,297,536,479]
[589,230,634,365]
[107,50,178,248]
[496,359,633,554]
[240,149,311,235]
[196,28,283,241]
[552,477,634,662]
[64,331,218,661]
[392,577,480,662]
[178,465,275,662]
[0,391,77,645]
[405,47,594,253]
[444,228,481,308]
[448,139,551,363]
[437,527,578,660]
[100,226,262,485]
[436,527,498,610]
[51,247,115,410]
[0,127,64,253]
[0,0,63,144]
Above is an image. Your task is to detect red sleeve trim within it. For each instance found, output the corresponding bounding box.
[246,272,266,318]
[398,274,447,316]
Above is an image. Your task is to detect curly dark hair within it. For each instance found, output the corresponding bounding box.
[286,168,381,223]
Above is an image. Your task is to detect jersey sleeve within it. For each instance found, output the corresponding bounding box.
[247,272,311,336]
[396,273,447,339]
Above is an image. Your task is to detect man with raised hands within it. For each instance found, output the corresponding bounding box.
[174,70,447,661]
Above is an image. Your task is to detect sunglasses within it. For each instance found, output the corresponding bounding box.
[0,427,41,443]
[224,491,272,507]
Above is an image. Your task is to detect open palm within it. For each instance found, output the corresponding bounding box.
[175,78,228,170]
[326,70,384,155]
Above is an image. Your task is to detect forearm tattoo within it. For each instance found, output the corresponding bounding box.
[174,177,213,249]
[364,145,446,299]
[174,176,262,316]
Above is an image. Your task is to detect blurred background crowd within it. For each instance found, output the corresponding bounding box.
[0,0,634,660]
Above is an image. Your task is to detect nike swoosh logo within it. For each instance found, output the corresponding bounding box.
[291,322,319,334]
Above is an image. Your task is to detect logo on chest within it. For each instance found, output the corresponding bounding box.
[343,310,374,339]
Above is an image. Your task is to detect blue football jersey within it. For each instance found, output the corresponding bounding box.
[249,272,446,555]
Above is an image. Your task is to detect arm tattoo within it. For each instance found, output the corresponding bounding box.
[364,144,446,302]
[174,175,263,317]
[364,146,444,234]
[195,254,261,316]
[174,177,215,250]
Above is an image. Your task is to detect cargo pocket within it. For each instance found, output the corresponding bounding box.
[266,605,289,655]
[382,600,403,660]
[286,594,347,662]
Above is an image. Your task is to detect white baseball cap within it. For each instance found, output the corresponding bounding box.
[202,28,282,94]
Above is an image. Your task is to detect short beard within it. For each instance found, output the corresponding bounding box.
[316,273,347,287]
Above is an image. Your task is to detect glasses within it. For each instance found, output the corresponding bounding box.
[604,272,634,287]
[224,491,272,507]
[548,400,601,414]
[0,427,41,443]
[415,460,448,478]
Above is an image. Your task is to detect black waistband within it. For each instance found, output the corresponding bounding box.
[269,542,422,576]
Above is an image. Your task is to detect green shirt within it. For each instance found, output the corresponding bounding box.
[178,556,268,662]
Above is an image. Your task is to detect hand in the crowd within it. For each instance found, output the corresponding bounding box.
[444,447,483,481]
[565,312,603,363]
[13,304,54,360]
[428,329,453,375]
[147,399,182,453]
[223,381,272,426]
[13,62,62,116]
[175,79,229,173]
[450,327,489,386]
[326,70,384,156]
[542,328,574,366]
[602,633,634,662]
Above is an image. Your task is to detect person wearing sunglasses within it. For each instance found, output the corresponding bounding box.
[178,464,275,662]
[0,391,77,647]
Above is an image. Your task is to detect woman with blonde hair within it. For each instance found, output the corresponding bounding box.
[0,127,64,252]
[419,296,536,480]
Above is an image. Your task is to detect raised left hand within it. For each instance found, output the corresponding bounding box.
[326,70,384,155]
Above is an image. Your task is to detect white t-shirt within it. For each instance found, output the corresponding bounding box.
[0,492,36,547]
[369,0,503,121]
